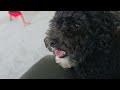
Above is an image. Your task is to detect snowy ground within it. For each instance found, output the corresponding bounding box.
[0,11,55,79]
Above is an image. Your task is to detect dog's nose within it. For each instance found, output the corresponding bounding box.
[50,42,57,47]
[49,40,58,47]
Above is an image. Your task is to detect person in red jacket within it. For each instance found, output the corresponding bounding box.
[8,11,31,26]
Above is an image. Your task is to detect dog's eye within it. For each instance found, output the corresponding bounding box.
[75,24,80,28]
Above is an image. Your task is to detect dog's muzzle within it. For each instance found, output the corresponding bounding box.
[44,37,67,58]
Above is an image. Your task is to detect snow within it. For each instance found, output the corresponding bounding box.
[0,11,55,79]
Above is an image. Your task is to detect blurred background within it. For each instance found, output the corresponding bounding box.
[0,11,55,79]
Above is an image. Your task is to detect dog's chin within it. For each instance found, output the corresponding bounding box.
[55,56,76,69]
[54,50,76,69]
[47,47,76,68]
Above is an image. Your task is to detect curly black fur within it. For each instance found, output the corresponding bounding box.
[44,11,120,79]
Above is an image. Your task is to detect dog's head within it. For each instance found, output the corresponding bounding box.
[44,11,120,66]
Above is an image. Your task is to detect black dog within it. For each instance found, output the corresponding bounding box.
[44,11,120,79]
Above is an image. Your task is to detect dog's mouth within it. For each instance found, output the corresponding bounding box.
[55,50,66,58]
[50,47,67,58]
[44,38,67,58]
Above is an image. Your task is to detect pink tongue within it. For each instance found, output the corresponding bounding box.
[55,50,65,57]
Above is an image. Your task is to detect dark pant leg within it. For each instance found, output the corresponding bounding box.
[20,55,76,79]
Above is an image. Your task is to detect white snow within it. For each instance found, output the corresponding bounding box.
[0,11,55,79]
